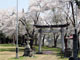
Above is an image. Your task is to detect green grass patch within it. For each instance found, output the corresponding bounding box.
[10,56,27,60]
[11,56,27,60]
[59,57,68,60]
[0,44,69,60]
[78,50,80,57]
[0,48,24,52]
[0,44,24,52]
[34,46,61,53]
[35,46,69,60]
[0,48,16,52]
[0,44,15,47]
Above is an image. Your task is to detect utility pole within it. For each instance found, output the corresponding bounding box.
[16,0,19,59]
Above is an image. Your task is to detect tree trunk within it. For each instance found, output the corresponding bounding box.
[53,33,59,47]
[78,34,79,49]
[54,39,57,47]
[13,35,15,44]
[53,34,57,47]
[42,35,45,46]
[64,37,68,49]
[35,39,38,45]
[30,39,34,50]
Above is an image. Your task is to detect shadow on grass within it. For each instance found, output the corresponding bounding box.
[35,46,64,56]
[35,46,69,60]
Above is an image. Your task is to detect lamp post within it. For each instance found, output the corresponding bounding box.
[16,0,19,59]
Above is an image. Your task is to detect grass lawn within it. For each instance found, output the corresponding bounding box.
[0,44,69,60]
[0,44,15,47]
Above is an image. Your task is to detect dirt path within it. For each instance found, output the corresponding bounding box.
[0,51,16,60]
[0,46,67,60]
[0,51,59,60]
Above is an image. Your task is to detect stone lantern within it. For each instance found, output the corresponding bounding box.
[23,40,33,57]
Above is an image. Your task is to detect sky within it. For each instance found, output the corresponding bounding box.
[0,0,29,11]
